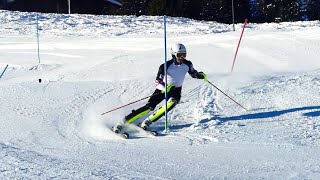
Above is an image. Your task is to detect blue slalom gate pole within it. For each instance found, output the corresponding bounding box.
[0,64,9,79]
[163,15,169,133]
[36,13,41,64]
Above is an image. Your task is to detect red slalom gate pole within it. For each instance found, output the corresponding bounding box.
[231,19,248,73]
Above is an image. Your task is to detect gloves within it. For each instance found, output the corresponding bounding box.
[198,72,207,81]
[161,84,175,93]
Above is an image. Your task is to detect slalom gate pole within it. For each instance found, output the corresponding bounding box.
[0,64,9,79]
[68,0,71,14]
[36,13,41,64]
[101,94,156,115]
[163,15,169,133]
[206,80,248,111]
[230,19,248,73]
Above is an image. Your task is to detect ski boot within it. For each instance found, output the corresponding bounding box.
[139,118,152,131]
[112,121,124,134]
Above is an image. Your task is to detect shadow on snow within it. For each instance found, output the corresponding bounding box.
[168,106,320,131]
[218,106,320,122]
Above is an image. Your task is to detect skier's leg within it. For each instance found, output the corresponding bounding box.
[112,90,164,133]
[112,105,151,133]
[126,89,164,123]
[124,105,151,124]
[150,97,177,122]
[146,89,164,110]
[140,87,182,130]
[140,98,177,130]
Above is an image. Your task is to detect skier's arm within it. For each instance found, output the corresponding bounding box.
[187,62,207,80]
[155,64,165,90]
[155,64,164,83]
[155,64,167,92]
[155,64,175,92]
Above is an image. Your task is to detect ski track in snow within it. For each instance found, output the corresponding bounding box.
[0,10,320,179]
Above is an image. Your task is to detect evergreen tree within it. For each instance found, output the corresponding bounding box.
[0,0,6,9]
[249,0,260,22]
[234,0,250,22]
[183,0,201,20]
[147,0,164,16]
[299,0,308,20]
[305,0,320,20]
[204,0,232,23]
[282,0,303,21]
[2,0,316,23]
[250,0,266,22]
[111,0,147,16]
[198,0,218,21]
[255,0,304,22]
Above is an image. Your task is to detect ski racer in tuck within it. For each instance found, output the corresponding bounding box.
[112,43,207,133]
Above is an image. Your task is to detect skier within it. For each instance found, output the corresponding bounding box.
[112,43,207,133]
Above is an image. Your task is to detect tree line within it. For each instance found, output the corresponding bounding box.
[1,0,319,23]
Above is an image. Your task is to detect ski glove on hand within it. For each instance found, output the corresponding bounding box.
[198,72,207,81]
[161,84,175,93]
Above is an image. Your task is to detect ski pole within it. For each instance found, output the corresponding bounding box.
[206,80,248,111]
[0,64,9,79]
[101,93,159,115]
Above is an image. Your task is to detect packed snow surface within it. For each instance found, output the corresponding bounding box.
[0,10,320,179]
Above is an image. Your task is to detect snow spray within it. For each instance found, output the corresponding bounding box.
[231,19,248,73]
[206,80,248,111]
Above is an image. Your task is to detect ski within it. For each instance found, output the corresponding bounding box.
[121,132,129,139]
[110,124,158,139]
[147,130,158,136]
[130,129,158,137]
[111,127,130,139]
[137,123,158,136]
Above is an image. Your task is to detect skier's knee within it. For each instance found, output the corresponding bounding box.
[124,105,151,123]
[146,103,156,111]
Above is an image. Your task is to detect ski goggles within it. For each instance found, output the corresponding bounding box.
[176,53,187,58]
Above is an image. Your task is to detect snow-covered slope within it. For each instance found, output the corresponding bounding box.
[0,10,320,179]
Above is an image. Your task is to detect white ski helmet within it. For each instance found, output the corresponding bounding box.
[171,43,187,58]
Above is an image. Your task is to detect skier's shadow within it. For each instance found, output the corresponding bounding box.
[214,105,320,124]
[153,123,193,133]
[303,110,320,117]
[169,105,320,131]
